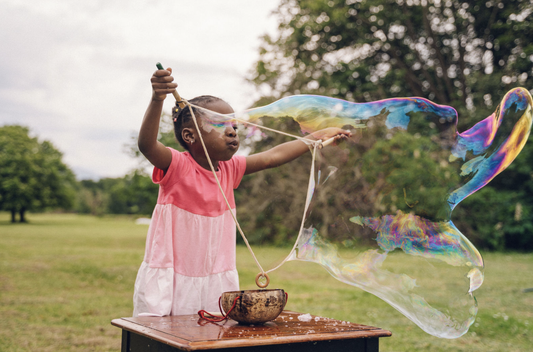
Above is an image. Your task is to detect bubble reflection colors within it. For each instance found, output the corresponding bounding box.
[200,88,532,338]
[280,87,530,338]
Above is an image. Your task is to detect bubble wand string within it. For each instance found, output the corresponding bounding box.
[188,103,348,149]
[188,103,320,146]
[185,103,268,279]
[156,63,268,282]
[158,62,333,148]
[156,63,335,287]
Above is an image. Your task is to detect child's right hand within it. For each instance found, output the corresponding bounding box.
[151,67,178,101]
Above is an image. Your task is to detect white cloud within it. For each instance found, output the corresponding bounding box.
[0,0,279,178]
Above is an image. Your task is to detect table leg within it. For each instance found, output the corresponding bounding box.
[121,330,128,352]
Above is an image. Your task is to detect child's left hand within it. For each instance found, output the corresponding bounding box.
[311,127,352,144]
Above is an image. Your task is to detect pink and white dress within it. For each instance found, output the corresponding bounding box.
[133,148,246,316]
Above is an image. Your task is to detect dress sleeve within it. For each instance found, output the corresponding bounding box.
[152,148,183,187]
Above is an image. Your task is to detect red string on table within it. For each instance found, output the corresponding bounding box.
[198,296,241,323]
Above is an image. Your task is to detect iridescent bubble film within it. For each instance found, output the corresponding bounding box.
[197,88,532,338]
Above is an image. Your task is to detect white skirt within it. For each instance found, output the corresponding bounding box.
[133,261,239,316]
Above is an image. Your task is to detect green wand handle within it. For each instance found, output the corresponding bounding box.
[156,62,186,109]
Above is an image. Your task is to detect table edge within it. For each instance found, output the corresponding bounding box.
[112,316,392,351]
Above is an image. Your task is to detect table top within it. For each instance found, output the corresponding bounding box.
[111,311,391,351]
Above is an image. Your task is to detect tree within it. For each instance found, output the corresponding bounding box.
[0,125,76,222]
[107,170,159,215]
[251,0,533,128]
[248,0,533,250]
[76,171,158,216]
[76,179,114,216]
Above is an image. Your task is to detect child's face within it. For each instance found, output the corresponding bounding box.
[197,101,239,161]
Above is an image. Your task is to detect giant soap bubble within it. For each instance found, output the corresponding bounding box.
[192,87,532,338]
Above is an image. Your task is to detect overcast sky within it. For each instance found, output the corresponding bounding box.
[0,0,280,179]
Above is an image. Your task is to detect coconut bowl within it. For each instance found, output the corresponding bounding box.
[221,289,287,324]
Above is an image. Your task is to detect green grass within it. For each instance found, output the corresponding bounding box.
[0,213,531,351]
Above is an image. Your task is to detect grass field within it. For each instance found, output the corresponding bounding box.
[0,213,531,351]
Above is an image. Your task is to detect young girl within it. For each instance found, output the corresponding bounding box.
[133,67,351,317]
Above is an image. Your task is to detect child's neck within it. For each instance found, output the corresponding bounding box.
[190,150,219,171]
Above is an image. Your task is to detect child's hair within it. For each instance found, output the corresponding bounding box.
[172,95,226,150]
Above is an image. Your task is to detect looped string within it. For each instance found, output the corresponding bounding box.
[264,143,318,275]
[184,100,326,287]
[186,102,267,277]
[198,296,241,323]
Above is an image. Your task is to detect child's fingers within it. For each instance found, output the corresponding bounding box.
[152,83,177,95]
[153,84,177,96]
[334,129,352,139]
[322,128,351,140]
[334,134,347,143]
[151,73,174,83]
[339,130,351,138]
[320,129,351,146]
[150,67,176,100]
[152,82,178,90]
[153,70,170,78]
[154,67,172,76]
[151,81,177,100]
[334,132,350,142]
[152,69,174,86]
[151,74,177,90]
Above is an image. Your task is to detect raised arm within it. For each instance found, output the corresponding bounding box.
[245,128,351,175]
[138,68,177,171]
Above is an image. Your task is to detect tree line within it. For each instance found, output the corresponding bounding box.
[0,125,159,221]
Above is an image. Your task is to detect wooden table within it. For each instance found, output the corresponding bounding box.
[111,311,391,351]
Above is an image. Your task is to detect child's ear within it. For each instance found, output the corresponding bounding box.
[182,127,195,145]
